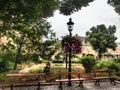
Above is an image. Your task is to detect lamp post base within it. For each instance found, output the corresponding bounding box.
[68,81,72,86]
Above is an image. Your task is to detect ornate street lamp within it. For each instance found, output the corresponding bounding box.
[67,18,74,36]
[67,18,74,86]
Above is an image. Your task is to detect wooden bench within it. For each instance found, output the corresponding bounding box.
[91,69,116,86]
[55,71,86,89]
[6,73,46,90]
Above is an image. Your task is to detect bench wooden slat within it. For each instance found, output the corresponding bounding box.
[93,76,115,79]
[56,78,86,82]
[7,73,45,77]
[58,72,83,75]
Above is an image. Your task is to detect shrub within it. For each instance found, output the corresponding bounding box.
[94,59,120,72]
[108,61,120,72]
[0,56,13,72]
[0,73,6,81]
[94,60,110,70]
[113,58,120,63]
[116,71,120,76]
[81,56,97,73]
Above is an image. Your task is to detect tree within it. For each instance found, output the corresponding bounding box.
[0,0,58,70]
[40,40,58,60]
[0,19,53,70]
[108,0,120,15]
[41,39,61,60]
[86,24,117,59]
[0,0,94,22]
[59,0,94,15]
[0,0,95,70]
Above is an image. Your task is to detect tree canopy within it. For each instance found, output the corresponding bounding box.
[108,0,120,15]
[86,24,117,59]
[0,0,94,21]
[59,0,94,15]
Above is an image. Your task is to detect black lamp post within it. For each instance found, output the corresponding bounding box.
[67,18,74,86]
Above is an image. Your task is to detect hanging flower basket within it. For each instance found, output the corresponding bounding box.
[61,35,82,54]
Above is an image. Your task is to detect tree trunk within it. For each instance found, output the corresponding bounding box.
[98,52,102,60]
[13,42,22,70]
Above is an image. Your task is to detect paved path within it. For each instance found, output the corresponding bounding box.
[0,81,120,90]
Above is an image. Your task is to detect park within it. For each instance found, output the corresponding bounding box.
[0,0,120,90]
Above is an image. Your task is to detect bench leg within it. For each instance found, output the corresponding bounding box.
[38,82,41,90]
[10,84,13,90]
[59,82,63,90]
[110,78,116,85]
[79,81,84,88]
[95,79,100,86]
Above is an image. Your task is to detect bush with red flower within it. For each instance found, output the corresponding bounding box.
[61,35,82,54]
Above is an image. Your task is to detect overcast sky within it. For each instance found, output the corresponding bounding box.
[47,0,120,42]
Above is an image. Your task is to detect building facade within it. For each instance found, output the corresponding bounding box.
[80,36,120,59]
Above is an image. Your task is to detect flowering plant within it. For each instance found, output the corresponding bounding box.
[61,35,82,54]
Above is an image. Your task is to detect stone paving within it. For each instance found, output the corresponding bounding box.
[0,81,120,90]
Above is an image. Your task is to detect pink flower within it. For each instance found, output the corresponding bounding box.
[62,35,82,54]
